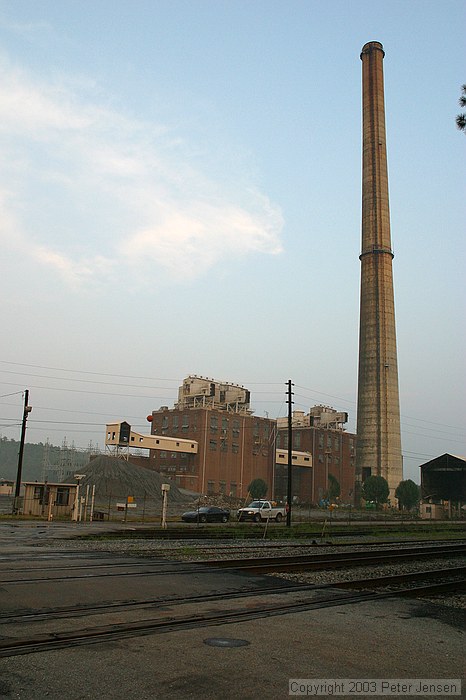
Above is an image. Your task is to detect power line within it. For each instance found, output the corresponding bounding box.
[0,401,145,420]
[0,390,24,399]
[0,369,180,392]
[0,361,182,383]
[1,364,464,436]
[0,381,177,400]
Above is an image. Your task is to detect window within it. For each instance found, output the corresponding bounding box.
[160,451,167,459]
[293,432,301,448]
[362,467,372,481]
[172,415,179,430]
[327,435,332,449]
[220,440,228,452]
[318,433,324,449]
[182,415,189,432]
[219,480,226,494]
[210,416,218,433]
[222,417,228,431]
[334,437,340,450]
[207,480,215,495]
[253,422,259,438]
[276,433,281,448]
[171,452,177,459]
[209,440,217,451]
[56,487,70,506]
[230,482,237,497]
[232,443,239,454]
[318,454,323,463]
[162,416,168,429]
[263,423,270,438]
[33,486,48,505]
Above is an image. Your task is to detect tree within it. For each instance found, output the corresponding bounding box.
[456,84,466,132]
[361,475,389,508]
[395,479,420,511]
[248,478,268,499]
[327,474,341,502]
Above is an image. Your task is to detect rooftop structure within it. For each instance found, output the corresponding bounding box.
[174,375,252,414]
[277,406,348,431]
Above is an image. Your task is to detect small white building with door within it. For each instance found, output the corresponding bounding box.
[22,482,78,519]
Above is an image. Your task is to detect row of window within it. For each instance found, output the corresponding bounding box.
[160,466,191,473]
[157,414,271,440]
[206,480,237,496]
[33,486,70,506]
[157,451,190,459]
[277,432,347,451]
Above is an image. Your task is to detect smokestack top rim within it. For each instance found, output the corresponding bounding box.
[360,41,385,59]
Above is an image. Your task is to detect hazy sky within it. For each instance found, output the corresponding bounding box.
[0,0,464,483]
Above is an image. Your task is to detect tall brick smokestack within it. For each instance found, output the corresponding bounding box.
[356,42,403,501]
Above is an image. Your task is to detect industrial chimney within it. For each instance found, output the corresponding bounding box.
[356,42,403,502]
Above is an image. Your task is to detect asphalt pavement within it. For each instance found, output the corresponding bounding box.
[0,521,463,700]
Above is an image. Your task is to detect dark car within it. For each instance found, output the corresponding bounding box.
[181,506,230,523]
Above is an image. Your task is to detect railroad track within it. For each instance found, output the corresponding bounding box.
[2,543,464,584]
[202,542,466,574]
[0,567,464,659]
[2,566,464,624]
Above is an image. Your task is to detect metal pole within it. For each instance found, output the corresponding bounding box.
[83,484,90,522]
[89,485,96,522]
[13,390,32,515]
[286,380,294,527]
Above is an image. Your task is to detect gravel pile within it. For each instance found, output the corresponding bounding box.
[71,455,187,502]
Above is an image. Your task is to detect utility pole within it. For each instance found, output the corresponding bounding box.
[286,380,294,527]
[13,390,32,515]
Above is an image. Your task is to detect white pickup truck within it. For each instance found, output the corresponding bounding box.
[237,500,286,523]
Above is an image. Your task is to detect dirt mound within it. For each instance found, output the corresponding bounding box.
[75,455,185,503]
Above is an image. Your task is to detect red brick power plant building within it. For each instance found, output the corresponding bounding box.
[143,376,356,503]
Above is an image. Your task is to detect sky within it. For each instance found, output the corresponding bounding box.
[0,0,464,484]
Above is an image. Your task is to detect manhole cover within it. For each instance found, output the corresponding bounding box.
[203,637,250,648]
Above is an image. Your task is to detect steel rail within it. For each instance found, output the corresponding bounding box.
[0,578,463,659]
[2,566,464,624]
[202,544,466,573]
[1,544,465,584]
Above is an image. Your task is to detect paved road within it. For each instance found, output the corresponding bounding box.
[0,522,463,700]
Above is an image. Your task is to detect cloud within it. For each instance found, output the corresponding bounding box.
[0,58,284,287]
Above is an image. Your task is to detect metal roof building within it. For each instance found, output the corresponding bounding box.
[420,453,466,503]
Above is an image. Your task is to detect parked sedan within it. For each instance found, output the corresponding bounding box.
[181,506,230,523]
